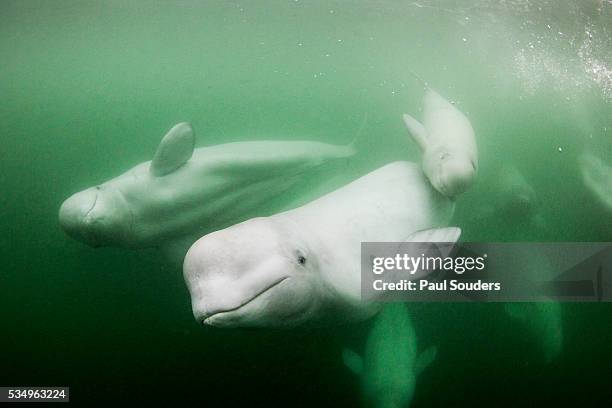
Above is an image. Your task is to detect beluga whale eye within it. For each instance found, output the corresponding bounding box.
[295,250,306,266]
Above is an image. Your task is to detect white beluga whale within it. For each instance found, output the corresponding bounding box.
[342,303,437,408]
[59,122,356,263]
[403,89,477,197]
[579,151,612,210]
[183,161,461,328]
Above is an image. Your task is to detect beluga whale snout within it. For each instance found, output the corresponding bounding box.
[59,185,132,247]
[431,153,476,197]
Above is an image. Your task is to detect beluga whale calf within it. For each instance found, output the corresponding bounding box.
[59,122,357,264]
[402,88,477,197]
[183,161,461,328]
[342,303,437,408]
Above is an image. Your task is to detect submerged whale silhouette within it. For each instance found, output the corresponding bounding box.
[477,164,546,230]
[343,303,437,408]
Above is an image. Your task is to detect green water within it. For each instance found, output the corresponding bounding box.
[1,1,611,406]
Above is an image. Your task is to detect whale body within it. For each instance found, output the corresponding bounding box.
[183,161,459,328]
[342,303,437,408]
[403,89,477,197]
[59,123,356,263]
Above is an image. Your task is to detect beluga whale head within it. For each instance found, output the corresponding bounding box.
[183,216,329,328]
[424,148,476,197]
[59,184,133,247]
[58,122,195,248]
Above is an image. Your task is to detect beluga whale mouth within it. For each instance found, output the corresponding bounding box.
[199,277,290,327]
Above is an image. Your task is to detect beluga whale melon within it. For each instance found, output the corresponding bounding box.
[403,89,477,198]
[59,122,357,264]
[183,161,461,328]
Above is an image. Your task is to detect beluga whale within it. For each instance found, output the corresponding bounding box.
[402,88,477,197]
[342,303,437,408]
[183,161,461,328]
[59,122,357,264]
[487,164,544,225]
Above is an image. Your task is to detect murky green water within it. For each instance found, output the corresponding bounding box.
[1,1,611,406]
